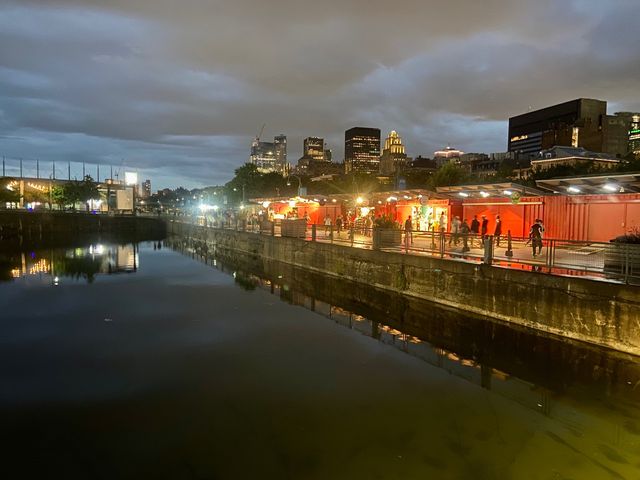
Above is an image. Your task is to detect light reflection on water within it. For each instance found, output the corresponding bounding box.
[0,240,639,479]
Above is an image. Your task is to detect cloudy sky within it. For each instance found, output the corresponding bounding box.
[1,0,639,189]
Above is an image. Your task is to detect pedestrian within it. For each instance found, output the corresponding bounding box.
[460,218,470,252]
[323,214,332,236]
[404,215,413,247]
[494,214,502,247]
[481,215,488,239]
[336,215,343,236]
[529,218,544,257]
[366,215,374,237]
[449,216,461,246]
[470,214,480,248]
[438,212,447,233]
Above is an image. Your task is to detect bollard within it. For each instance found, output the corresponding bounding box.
[505,230,513,257]
[483,235,494,265]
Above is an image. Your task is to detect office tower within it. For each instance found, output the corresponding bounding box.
[274,134,287,173]
[344,127,381,174]
[303,137,325,162]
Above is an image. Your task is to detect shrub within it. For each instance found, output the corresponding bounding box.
[611,227,640,244]
[373,214,400,230]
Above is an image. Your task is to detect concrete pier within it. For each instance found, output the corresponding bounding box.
[168,221,640,356]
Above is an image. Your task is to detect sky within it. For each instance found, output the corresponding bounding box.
[1,0,639,190]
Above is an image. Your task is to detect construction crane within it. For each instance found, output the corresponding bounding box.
[256,123,265,142]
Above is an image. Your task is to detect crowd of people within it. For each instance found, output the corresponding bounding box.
[401,214,545,255]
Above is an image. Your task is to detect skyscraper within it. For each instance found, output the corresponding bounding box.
[142,179,151,198]
[274,134,287,173]
[303,137,325,162]
[344,127,381,174]
[379,130,408,175]
[250,134,287,174]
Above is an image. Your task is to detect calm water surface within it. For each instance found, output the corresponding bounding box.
[1,241,639,479]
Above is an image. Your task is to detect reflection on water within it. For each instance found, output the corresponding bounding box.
[0,243,145,283]
[2,238,640,479]
[168,236,640,476]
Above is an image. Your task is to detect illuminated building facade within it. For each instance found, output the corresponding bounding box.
[630,115,640,154]
[379,130,409,175]
[508,99,638,158]
[142,179,151,198]
[303,137,325,162]
[344,127,380,174]
[274,134,287,173]
[250,134,287,174]
[433,146,464,167]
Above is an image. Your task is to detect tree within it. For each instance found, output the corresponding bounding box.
[0,178,20,206]
[428,163,469,188]
[51,185,67,210]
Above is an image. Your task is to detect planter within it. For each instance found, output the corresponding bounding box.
[259,221,273,234]
[372,228,402,249]
[281,218,307,238]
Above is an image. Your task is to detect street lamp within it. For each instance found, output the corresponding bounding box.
[287,175,302,196]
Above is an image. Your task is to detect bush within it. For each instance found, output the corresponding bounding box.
[611,227,640,244]
[373,214,400,230]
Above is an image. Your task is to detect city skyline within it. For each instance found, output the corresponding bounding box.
[1,0,639,189]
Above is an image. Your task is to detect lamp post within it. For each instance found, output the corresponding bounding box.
[287,175,302,196]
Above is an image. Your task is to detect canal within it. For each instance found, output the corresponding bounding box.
[1,239,639,479]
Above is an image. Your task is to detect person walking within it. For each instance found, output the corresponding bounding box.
[529,218,544,257]
[336,215,343,237]
[366,215,374,237]
[323,214,332,236]
[449,216,461,246]
[438,212,447,233]
[480,215,488,240]
[460,218,470,252]
[470,215,480,248]
[494,214,502,247]
[404,215,413,247]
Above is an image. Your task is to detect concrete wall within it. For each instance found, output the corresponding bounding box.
[168,221,640,356]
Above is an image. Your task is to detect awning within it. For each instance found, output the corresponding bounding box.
[436,182,546,199]
[535,173,640,195]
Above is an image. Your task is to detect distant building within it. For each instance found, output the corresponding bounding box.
[530,146,620,172]
[379,130,409,175]
[344,127,381,174]
[324,147,332,162]
[509,99,639,159]
[295,155,342,177]
[627,114,640,155]
[408,156,437,173]
[303,137,325,162]
[250,139,276,172]
[142,179,151,198]
[295,155,314,175]
[433,146,463,167]
[603,112,639,158]
[274,134,288,173]
[250,134,287,174]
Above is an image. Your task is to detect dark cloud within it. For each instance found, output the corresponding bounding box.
[0,0,638,188]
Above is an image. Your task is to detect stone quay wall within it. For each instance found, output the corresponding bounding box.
[168,221,640,356]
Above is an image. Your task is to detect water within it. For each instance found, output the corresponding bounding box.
[1,240,640,479]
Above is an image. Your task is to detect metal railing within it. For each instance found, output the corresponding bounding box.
[172,216,640,285]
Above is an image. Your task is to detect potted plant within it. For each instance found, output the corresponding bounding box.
[372,214,402,249]
[604,227,640,281]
